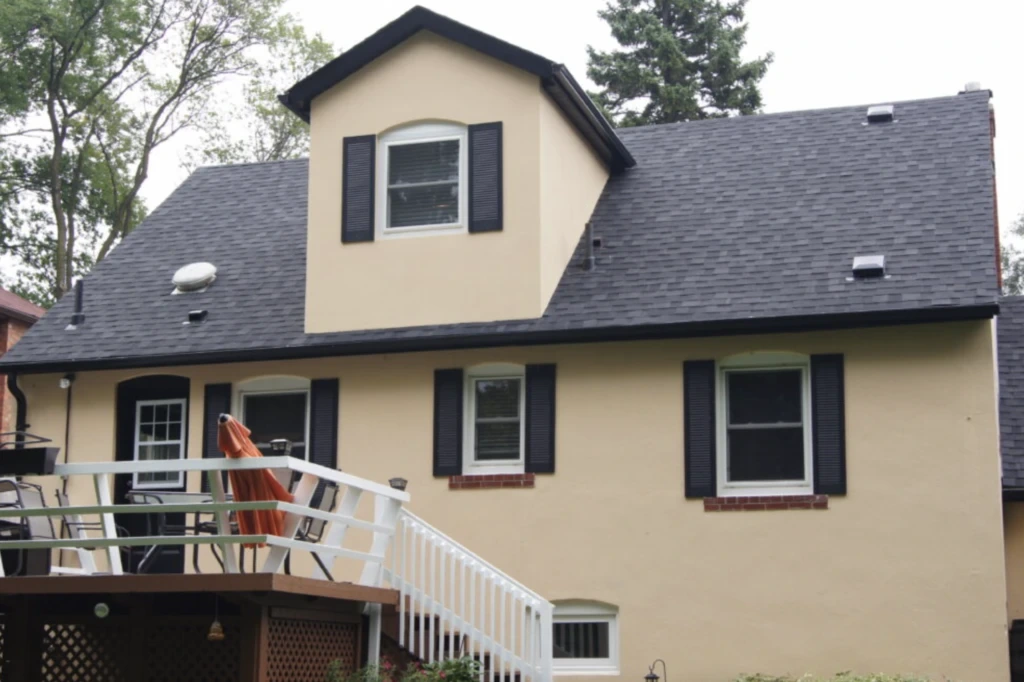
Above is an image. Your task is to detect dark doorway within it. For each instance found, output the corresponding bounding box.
[115,375,190,573]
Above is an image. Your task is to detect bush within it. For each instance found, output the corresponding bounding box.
[327,657,481,682]
[734,674,935,682]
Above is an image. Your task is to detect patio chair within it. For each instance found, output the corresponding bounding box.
[54,490,130,575]
[192,502,247,574]
[0,480,56,576]
[125,490,190,574]
[284,480,339,581]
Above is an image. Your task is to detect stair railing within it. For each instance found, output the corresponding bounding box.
[385,509,554,682]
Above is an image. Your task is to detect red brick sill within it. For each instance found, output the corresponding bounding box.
[449,474,535,490]
[704,494,828,511]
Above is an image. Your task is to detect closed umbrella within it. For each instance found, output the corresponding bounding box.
[216,414,294,547]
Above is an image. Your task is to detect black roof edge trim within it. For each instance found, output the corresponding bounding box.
[278,6,633,171]
[1005,488,1024,501]
[0,304,997,375]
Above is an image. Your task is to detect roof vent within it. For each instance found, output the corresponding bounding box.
[851,255,886,279]
[172,262,217,294]
[866,104,894,124]
[185,309,208,325]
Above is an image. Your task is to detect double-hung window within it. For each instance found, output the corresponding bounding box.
[717,354,813,496]
[379,123,467,236]
[133,399,187,489]
[464,365,525,474]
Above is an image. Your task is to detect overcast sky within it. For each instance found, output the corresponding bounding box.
[146,0,1024,231]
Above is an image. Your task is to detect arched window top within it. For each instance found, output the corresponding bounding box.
[719,351,809,369]
[234,375,310,393]
[379,120,466,142]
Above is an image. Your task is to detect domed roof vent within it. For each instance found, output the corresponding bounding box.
[172,262,217,294]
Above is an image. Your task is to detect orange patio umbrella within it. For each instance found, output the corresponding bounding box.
[217,414,294,546]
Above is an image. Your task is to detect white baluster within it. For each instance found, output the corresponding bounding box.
[439,543,447,661]
[399,517,408,648]
[468,562,477,669]
[500,581,507,681]
[418,527,426,660]
[93,473,122,575]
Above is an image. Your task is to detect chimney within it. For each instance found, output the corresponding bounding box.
[583,222,596,271]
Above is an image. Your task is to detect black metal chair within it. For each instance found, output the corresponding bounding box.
[55,489,130,574]
[0,480,56,575]
[192,502,247,573]
[284,481,339,580]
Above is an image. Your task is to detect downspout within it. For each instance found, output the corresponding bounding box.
[61,374,74,496]
[6,373,27,446]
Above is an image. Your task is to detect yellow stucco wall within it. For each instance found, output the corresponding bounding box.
[304,31,607,334]
[17,320,1008,682]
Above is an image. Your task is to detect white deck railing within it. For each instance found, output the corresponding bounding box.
[0,458,554,681]
[385,510,554,682]
[0,456,408,580]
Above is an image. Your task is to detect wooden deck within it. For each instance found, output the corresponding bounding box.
[0,572,398,603]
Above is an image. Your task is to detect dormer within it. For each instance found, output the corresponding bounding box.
[281,7,634,334]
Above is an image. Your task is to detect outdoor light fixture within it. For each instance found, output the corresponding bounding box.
[645,659,667,682]
[388,477,408,491]
[207,598,225,642]
[269,439,292,456]
[93,602,110,619]
[59,373,75,390]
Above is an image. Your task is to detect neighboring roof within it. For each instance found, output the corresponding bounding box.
[1000,297,1024,491]
[0,91,998,374]
[0,287,45,324]
[279,5,635,172]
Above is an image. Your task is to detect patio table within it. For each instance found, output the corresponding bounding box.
[126,491,236,573]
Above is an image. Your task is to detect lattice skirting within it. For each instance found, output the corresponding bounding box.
[266,616,359,682]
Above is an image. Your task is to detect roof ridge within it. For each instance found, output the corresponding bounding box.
[195,157,309,172]
[618,91,988,135]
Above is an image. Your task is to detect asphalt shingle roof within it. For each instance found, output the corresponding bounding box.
[0,90,998,372]
[1000,296,1024,489]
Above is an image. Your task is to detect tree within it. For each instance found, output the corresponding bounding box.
[587,0,773,127]
[187,25,334,167]
[1003,212,1024,296]
[0,0,298,307]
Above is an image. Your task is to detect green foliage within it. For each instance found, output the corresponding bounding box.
[1002,212,1024,296]
[733,674,934,682]
[327,657,481,682]
[0,0,315,306]
[587,0,773,127]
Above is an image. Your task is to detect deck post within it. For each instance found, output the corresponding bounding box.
[366,602,383,668]
[207,470,240,573]
[93,473,123,575]
[261,472,317,574]
[312,486,362,580]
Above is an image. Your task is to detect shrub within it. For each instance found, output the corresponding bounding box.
[327,657,481,682]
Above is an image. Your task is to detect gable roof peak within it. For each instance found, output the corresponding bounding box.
[278,5,635,172]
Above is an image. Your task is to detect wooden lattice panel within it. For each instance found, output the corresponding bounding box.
[266,617,359,682]
[143,619,241,682]
[41,623,131,682]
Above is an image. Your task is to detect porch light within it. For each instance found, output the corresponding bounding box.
[269,439,292,456]
[388,477,408,491]
[645,659,667,682]
[93,602,109,619]
[208,597,225,642]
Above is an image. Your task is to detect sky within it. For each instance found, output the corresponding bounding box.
[145,0,1024,232]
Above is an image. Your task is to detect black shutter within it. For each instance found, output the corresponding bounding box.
[468,122,503,233]
[309,378,340,506]
[433,369,463,476]
[684,360,717,498]
[342,135,375,243]
[201,383,232,492]
[811,354,846,495]
[525,364,556,474]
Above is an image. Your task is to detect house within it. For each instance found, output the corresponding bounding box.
[0,6,1010,682]
[0,287,44,435]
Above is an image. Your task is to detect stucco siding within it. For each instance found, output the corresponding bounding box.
[17,320,1007,681]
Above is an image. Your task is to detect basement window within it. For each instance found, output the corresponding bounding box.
[378,123,467,237]
[553,602,619,675]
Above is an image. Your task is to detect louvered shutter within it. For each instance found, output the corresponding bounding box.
[468,122,503,233]
[811,354,846,495]
[308,378,340,506]
[201,383,232,492]
[433,369,463,476]
[525,364,556,473]
[684,360,717,498]
[342,135,376,243]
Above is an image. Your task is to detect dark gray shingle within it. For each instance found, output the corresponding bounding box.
[1000,296,1024,489]
[0,91,998,371]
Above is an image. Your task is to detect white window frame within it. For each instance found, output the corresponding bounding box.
[463,363,525,475]
[377,122,468,239]
[234,376,311,461]
[132,398,187,490]
[716,352,813,497]
[552,602,620,676]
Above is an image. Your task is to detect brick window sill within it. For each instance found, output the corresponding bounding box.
[704,494,828,511]
[449,474,535,490]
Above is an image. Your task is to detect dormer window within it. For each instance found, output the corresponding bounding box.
[378,123,468,237]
